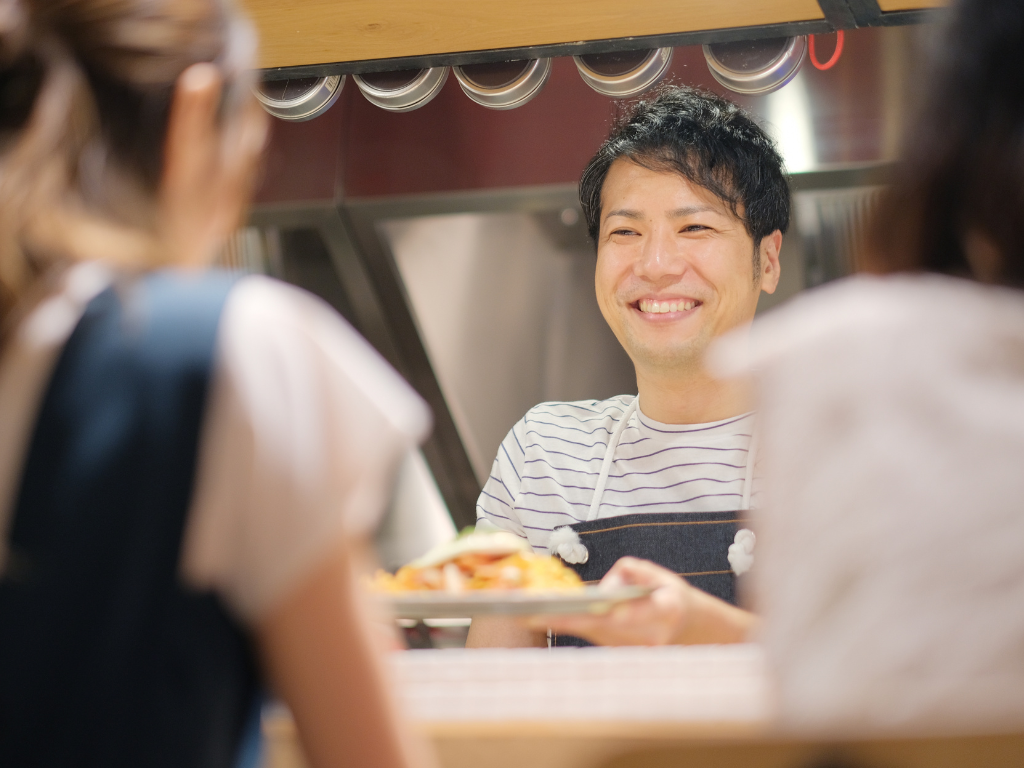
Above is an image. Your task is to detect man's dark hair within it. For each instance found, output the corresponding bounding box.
[863,0,1024,288]
[579,85,790,257]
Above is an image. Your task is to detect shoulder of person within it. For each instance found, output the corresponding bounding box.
[490,396,630,467]
[220,274,431,442]
[521,395,634,427]
[515,395,633,447]
[185,274,432,621]
[710,274,1024,379]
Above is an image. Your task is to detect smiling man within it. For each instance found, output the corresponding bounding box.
[467,86,790,648]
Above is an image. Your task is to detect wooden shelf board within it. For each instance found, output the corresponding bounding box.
[241,0,826,70]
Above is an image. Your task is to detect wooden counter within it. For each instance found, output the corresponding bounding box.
[260,644,1024,768]
[264,713,1024,768]
[263,645,771,768]
[264,716,770,768]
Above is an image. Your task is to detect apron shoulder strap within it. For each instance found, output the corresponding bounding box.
[586,396,638,522]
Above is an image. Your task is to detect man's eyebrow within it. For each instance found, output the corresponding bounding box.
[603,204,722,221]
[667,204,718,217]
[603,208,644,221]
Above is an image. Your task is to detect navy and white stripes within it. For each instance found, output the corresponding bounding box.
[477,395,758,553]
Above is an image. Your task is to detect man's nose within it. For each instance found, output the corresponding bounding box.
[634,226,689,282]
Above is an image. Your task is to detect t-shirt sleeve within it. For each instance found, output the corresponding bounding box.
[475,417,530,543]
[180,275,431,623]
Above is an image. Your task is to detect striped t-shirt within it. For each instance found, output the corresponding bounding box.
[476,395,758,553]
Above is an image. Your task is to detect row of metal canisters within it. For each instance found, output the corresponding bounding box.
[255,36,811,121]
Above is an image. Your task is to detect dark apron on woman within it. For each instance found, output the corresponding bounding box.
[0,271,262,768]
[551,397,753,647]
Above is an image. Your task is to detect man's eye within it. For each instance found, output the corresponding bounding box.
[681,224,709,233]
[611,228,638,236]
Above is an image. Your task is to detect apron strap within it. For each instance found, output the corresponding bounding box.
[586,397,638,522]
[741,422,759,511]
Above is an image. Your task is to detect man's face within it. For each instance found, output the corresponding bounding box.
[595,158,781,375]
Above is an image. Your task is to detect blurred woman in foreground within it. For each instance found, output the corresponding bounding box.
[723,0,1024,736]
[0,1,433,767]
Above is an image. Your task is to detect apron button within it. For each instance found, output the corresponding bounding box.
[550,526,589,564]
[728,528,756,575]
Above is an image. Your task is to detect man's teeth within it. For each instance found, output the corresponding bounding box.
[638,299,697,314]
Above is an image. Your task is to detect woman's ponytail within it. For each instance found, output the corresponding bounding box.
[0,0,252,325]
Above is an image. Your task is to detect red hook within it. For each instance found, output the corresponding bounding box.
[809,30,845,70]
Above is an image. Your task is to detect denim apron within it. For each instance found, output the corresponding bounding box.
[0,272,262,767]
[552,397,755,647]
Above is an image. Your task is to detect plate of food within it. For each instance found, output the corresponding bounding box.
[370,529,651,619]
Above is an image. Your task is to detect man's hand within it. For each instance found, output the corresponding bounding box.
[527,557,756,646]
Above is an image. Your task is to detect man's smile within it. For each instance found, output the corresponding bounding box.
[631,296,704,319]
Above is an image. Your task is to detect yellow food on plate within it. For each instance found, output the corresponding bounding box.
[372,530,583,593]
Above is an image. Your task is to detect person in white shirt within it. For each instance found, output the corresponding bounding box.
[721,0,1024,736]
[468,86,787,648]
[0,2,433,767]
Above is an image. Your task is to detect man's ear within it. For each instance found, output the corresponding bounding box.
[759,230,783,295]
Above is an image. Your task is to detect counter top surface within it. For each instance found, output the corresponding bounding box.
[263,645,1024,768]
[263,644,773,768]
[390,644,770,725]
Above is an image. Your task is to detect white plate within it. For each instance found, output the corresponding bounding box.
[378,585,652,620]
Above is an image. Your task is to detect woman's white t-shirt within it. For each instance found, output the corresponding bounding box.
[0,264,431,624]
[713,273,1024,737]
